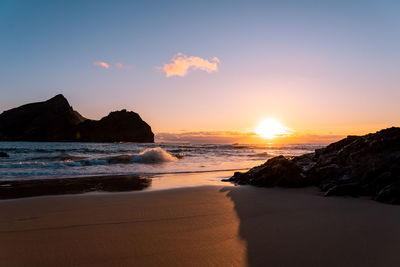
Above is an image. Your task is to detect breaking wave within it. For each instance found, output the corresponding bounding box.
[105,148,179,164]
[133,147,178,164]
[248,152,270,157]
[0,141,322,180]
[31,153,87,161]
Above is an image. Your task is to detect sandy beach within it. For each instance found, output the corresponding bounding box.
[2,0,399,266]
[1,185,400,267]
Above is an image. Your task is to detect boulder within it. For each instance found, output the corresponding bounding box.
[0,152,9,158]
[376,183,400,204]
[227,127,400,204]
[324,183,361,197]
[229,155,306,187]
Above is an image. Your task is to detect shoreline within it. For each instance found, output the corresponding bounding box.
[0,170,238,199]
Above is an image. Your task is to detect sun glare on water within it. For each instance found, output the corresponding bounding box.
[255,118,290,139]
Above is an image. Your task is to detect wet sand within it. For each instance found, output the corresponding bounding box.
[1,185,400,266]
[0,175,151,199]
[0,170,235,199]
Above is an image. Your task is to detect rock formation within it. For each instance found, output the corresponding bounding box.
[228,127,400,204]
[0,94,85,141]
[0,152,9,157]
[74,110,154,143]
[0,94,154,143]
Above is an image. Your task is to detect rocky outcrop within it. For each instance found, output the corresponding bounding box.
[74,110,154,142]
[228,127,400,204]
[231,156,304,187]
[0,152,9,158]
[0,95,154,143]
[0,94,85,141]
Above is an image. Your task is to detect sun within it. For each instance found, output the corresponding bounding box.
[255,118,289,139]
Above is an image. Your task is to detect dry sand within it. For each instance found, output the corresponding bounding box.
[1,185,400,266]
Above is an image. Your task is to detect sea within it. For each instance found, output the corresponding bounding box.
[0,142,325,189]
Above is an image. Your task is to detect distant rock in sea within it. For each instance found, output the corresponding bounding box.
[228,127,400,204]
[0,152,9,157]
[0,94,154,143]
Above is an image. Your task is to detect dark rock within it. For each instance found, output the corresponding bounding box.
[0,152,9,158]
[229,155,306,187]
[0,94,85,141]
[227,127,400,204]
[324,183,361,197]
[229,171,250,185]
[376,183,400,204]
[319,181,338,192]
[73,110,154,143]
[292,153,315,172]
[0,95,154,143]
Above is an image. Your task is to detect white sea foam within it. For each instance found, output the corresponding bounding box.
[0,142,324,179]
[133,147,178,164]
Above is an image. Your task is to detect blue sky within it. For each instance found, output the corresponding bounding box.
[1,0,399,139]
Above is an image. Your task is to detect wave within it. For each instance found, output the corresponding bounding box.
[106,154,133,164]
[133,147,178,164]
[0,147,141,154]
[232,144,325,150]
[0,167,251,181]
[173,153,185,159]
[104,148,180,164]
[248,152,270,157]
[0,148,179,169]
[0,161,79,169]
[31,153,87,161]
[0,142,325,180]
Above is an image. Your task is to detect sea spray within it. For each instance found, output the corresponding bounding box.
[0,142,323,179]
[133,147,178,164]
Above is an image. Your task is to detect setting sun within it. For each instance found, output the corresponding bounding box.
[255,118,290,139]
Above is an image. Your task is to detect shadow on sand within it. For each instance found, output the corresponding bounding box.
[221,185,400,267]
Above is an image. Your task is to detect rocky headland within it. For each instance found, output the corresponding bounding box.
[228,127,400,204]
[0,94,154,142]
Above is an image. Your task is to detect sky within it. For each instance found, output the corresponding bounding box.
[1,0,399,143]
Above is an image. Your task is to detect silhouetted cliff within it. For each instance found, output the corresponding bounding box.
[0,95,154,143]
[75,110,154,142]
[0,94,85,141]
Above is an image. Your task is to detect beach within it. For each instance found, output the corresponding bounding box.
[2,0,399,265]
[1,184,399,266]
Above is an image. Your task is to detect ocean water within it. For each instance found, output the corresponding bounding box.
[0,142,325,182]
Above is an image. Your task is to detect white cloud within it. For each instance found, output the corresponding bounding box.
[160,53,220,77]
[115,62,133,69]
[93,61,110,69]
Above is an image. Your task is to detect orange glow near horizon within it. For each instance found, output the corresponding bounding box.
[255,118,290,139]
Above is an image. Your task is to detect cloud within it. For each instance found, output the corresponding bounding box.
[156,131,251,143]
[156,131,344,144]
[93,61,110,69]
[160,53,220,77]
[115,62,133,69]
